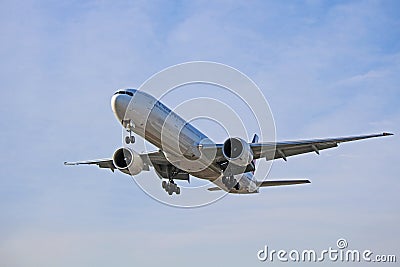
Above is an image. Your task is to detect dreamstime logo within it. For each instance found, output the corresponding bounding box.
[257,238,397,263]
[336,238,348,249]
[122,61,276,208]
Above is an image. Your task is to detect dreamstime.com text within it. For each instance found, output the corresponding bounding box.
[257,239,396,263]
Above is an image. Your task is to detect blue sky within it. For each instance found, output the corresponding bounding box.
[0,1,399,266]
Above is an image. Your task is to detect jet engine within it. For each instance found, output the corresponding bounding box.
[222,137,253,167]
[112,147,144,175]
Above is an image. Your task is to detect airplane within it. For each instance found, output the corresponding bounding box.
[64,89,393,195]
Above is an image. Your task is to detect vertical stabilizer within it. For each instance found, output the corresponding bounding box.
[251,133,259,143]
[251,134,259,174]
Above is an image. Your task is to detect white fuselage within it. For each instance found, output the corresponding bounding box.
[111,89,259,193]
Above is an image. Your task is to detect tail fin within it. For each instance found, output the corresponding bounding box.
[251,134,259,174]
[251,133,259,144]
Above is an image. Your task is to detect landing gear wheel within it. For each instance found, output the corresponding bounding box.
[161,180,181,195]
[222,176,227,184]
[229,177,236,189]
[168,186,173,195]
[125,136,131,144]
[125,135,135,144]
[234,183,240,190]
[223,176,236,190]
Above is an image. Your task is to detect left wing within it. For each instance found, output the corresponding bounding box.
[207,132,393,163]
[251,132,393,161]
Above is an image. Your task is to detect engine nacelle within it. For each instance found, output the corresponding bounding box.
[112,147,144,175]
[222,137,253,167]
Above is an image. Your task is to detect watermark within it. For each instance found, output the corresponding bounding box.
[257,238,396,263]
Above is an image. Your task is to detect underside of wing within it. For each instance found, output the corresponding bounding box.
[64,159,115,171]
[251,132,393,161]
[257,179,310,187]
[140,150,190,181]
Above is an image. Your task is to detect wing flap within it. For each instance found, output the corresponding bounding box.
[140,150,168,166]
[139,150,190,181]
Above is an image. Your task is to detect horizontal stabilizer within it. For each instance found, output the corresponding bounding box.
[257,179,310,187]
[208,179,310,192]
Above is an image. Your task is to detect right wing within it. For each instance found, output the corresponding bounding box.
[63,150,168,171]
[64,150,189,180]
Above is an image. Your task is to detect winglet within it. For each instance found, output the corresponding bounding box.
[382,132,394,136]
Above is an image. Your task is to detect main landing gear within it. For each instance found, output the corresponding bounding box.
[161,165,182,196]
[162,180,181,195]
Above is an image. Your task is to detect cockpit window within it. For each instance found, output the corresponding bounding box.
[114,90,133,96]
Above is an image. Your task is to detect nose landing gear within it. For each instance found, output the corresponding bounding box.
[123,120,136,144]
[125,135,135,144]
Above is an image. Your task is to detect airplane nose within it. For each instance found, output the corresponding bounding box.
[111,93,131,121]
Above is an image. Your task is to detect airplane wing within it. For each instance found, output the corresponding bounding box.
[250,132,393,161]
[64,150,189,180]
[206,132,392,162]
[64,159,116,171]
[257,179,310,187]
[205,132,393,165]
[64,133,392,176]
[140,150,190,181]
[64,150,165,170]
